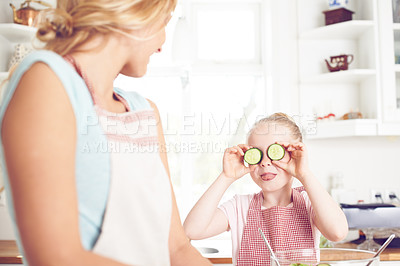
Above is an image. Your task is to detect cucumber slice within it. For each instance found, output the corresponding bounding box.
[244,148,262,165]
[267,143,285,161]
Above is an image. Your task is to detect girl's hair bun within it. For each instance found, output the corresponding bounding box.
[36,9,73,42]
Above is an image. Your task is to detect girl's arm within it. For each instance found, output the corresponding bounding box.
[2,63,127,266]
[149,100,211,266]
[299,172,348,242]
[183,145,251,240]
[273,142,348,242]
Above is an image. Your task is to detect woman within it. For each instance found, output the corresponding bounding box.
[0,0,211,265]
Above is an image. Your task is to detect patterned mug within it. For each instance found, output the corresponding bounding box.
[328,0,349,9]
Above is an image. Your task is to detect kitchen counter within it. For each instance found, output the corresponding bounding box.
[1,240,400,264]
[334,242,400,261]
[0,241,22,264]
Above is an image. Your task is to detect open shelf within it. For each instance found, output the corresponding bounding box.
[300,20,375,40]
[0,23,37,43]
[393,23,400,30]
[300,69,376,84]
[305,119,378,139]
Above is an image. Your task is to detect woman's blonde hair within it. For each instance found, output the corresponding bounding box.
[35,0,177,56]
[248,112,303,142]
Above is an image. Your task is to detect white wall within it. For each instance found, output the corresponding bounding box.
[306,136,400,202]
[0,192,16,240]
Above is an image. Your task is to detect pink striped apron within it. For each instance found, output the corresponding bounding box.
[236,187,315,266]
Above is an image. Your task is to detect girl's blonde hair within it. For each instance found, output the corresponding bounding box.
[35,0,177,56]
[248,112,303,142]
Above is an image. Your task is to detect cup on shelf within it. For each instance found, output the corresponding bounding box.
[328,0,348,10]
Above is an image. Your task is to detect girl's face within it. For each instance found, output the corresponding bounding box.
[247,123,296,192]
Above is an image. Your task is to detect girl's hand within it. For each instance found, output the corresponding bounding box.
[223,144,251,180]
[271,142,312,182]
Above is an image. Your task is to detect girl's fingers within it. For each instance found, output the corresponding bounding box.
[226,145,246,156]
[236,146,244,156]
[225,147,238,155]
[291,142,305,150]
[276,141,290,148]
[291,150,303,158]
[287,145,296,152]
[279,142,306,152]
[238,144,252,152]
[271,160,286,170]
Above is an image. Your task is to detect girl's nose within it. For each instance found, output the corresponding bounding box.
[260,155,272,167]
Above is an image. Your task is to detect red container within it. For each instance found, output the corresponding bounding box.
[323,8,354,25]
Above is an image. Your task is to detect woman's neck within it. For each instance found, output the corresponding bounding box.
[68,35,127,111]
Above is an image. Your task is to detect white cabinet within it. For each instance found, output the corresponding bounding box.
[0,23,36,85]
[378,0,400,135]
[297,0,400,138]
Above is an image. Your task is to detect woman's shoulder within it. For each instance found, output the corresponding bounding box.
[2,50,94,123]
[113,88,151,111]
[16,50,66,71]
[9,50,76,87]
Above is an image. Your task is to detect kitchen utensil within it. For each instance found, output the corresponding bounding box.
[342,206,400,229]
[341,203,396,209]
[374,228,400,248]
[325,54,354,72]
[9,0,52,27]
[258,228,281,266]
[358,228,381,251]
[366,234,395,266]
[272,248,379,266]
[328,0,349,10]
[258,228,280,266]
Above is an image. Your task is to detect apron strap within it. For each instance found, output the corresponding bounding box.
[292,186,307,209]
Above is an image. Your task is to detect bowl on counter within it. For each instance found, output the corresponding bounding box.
[271,248,379,266]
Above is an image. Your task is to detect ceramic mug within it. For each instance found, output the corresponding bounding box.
[328,0,348,9]
[325,54,354,72]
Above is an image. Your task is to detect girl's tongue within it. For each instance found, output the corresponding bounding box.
[260,172,277,181]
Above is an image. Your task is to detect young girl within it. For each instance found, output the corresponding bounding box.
[184,113,348,265]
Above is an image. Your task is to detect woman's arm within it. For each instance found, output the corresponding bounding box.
[183,145,251,240]
[2,63,127,266]
[148,100,212,266]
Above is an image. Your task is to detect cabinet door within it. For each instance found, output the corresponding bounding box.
[378,0,400,134]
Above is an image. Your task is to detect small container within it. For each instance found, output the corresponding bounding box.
[323,8,354,25]
[271,248,379,266]
[328,0,348,10]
